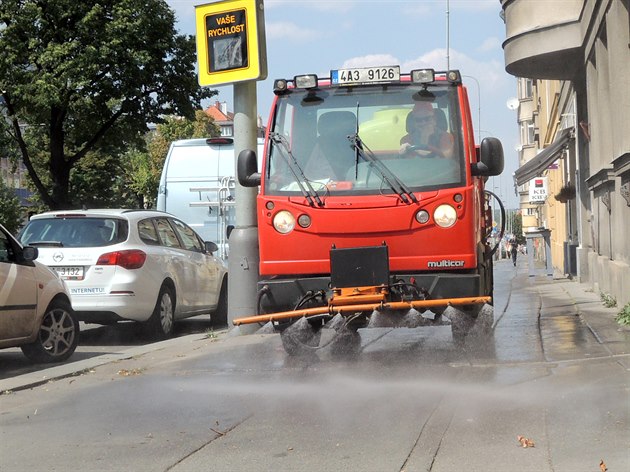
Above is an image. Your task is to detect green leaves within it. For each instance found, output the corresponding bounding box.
[0,0,217,209]
[0,178,22,234]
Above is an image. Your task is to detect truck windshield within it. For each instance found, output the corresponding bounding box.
[265,84,465,197]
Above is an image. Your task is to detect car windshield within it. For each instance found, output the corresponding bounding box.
[19,217,128,248]
[265,84,465,197]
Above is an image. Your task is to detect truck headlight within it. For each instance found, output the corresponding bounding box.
[433,204,457,228]
[273,210,296,234]
[415,210,430,224]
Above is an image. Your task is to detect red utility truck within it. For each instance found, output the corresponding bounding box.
[235,67,504,355]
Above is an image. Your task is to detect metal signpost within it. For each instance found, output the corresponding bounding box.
[195,0,267,327]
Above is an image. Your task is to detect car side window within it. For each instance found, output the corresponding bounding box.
[170,219,203,252]
[154,218,181,248]
[137,219,160,246]
[0,230,16,263]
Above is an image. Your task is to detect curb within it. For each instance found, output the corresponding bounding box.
[3,266,627,392]
[0,329,229,394]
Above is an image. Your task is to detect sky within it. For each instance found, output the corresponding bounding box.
[165,0,520,208]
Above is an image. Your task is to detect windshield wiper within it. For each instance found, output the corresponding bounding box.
[347,134,418,204]
[269,133,323,207]
[29,241,64,247]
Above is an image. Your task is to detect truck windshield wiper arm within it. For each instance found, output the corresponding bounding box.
[269,133,323,207]
[347,134,418,204]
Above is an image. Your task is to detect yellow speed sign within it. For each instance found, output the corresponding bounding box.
[195,0,267,86]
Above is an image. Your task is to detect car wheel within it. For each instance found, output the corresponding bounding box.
[147,285,175,338]
[21,298,79,363]
[211,279,228,327]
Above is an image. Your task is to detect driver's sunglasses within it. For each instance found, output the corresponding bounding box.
[414,116,434,124]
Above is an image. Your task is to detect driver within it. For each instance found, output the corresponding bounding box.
[400,102,454,158]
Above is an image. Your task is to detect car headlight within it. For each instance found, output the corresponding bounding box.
[433,204,457,228]
[273,210,296,234]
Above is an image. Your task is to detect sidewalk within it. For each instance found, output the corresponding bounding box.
[2,259,628,393]
[494,257,630,366]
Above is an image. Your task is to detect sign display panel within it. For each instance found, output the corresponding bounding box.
[529,176,548,203]
[196,0,267,86]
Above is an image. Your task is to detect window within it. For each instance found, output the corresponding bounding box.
[154,218,181,248]
[525,207,537,216]
[170,219,203,252]
[0,230,14,263]
[267,85,464,197]
[19,217,127,248]
[520,119,536,145]
[518,78,533,99]
[137,219,160,245]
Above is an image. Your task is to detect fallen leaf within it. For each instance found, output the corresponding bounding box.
[599,459,607,471]
[117,368,144,376]
[517,435,535,448]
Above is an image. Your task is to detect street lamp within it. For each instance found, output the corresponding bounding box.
[462,75,481,143]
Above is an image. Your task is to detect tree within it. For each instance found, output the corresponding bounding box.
[123,110,220,208]
[0,178,22,234]
[0,0,216,210]
[509,211,525,245]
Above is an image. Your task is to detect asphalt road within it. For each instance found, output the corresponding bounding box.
[0,315,221,381]
[1,260,628,472]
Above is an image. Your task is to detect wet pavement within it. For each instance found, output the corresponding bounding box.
[1,258,629,471]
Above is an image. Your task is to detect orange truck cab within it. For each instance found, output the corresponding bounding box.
[237,67,504,352]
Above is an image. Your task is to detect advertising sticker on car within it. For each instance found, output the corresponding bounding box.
[331,66,400,86]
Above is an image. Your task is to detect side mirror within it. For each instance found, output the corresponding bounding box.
[22,246,39,262]
[471,137,504,177]
[237,149,261,187]
[205,241,218,255]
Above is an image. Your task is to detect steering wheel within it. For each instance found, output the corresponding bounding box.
[406,144,442,158]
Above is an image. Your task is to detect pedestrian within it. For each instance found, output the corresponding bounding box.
[510,239,518,266]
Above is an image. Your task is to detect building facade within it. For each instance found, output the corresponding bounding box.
[502,0,630,305]
[204,100,266,138]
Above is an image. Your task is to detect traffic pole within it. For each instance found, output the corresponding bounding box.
[228,80,260,332]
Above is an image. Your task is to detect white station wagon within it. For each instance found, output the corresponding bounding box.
[18,209,228,337]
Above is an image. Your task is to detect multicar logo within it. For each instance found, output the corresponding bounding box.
[428,259,465,268]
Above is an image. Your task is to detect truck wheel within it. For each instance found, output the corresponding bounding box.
[21,298,79,363]
[147,285,175,339]
[212,279,228,327]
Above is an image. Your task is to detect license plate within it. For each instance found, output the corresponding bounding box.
[53,266,84,280]
[331,66,400,86]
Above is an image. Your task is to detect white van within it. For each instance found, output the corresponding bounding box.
[156,137,263,259]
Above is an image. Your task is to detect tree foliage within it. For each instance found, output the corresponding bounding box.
[123,110,220,208]
[0,0,216,210]
[510,211,525,245]
[0,178,22,234]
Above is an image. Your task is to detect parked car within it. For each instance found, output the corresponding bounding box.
[18,209,228,337]
[0,223,79,362]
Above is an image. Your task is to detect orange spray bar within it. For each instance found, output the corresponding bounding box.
[232,296,491,326]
